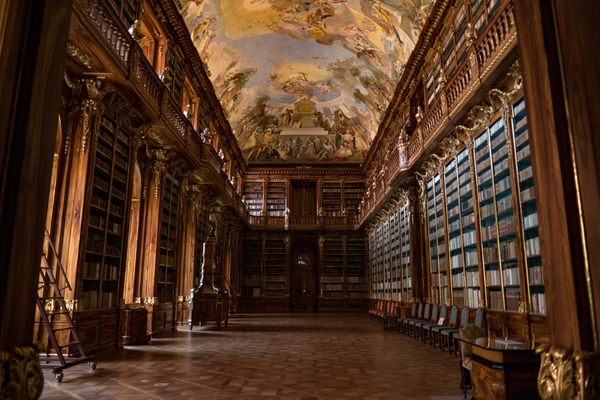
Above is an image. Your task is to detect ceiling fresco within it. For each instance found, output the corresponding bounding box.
[180,0,432,163]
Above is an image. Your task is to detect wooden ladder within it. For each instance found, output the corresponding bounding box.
[36,229,96,382]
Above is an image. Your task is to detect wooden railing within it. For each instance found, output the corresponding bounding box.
[73,0,247,219]
[358,0,517,226]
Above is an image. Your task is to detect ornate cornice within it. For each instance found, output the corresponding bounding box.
[364,0,453,172]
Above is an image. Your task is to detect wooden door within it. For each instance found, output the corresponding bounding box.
[290,239,318,311]
[290,181,316,217]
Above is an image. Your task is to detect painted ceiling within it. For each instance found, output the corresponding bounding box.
[180,0,432,164]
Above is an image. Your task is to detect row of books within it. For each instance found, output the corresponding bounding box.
[265,282,287,290]
[525,237,541,256]
[523,212,539,229]
[503,266,521,286]
[531,293,547,314]
[528,266,544,285]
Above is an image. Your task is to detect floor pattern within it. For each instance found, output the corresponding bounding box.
[41,313,468,399]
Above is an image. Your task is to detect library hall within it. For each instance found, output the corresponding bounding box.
[1,0,600,399]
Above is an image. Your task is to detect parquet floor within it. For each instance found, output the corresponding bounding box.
[41,313,467,400]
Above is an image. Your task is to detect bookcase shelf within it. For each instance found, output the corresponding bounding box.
[266,180,286,217]
[241,237,263,297]
[322,238,344,299]
[321,181,342,216]
[157,172,179,304]
[512,98,545,315]
[243,180,264,216]
[264,239,287,297]
[427,174,448,305]
[81,115,131,310]
[343,181,365,215]
[367,200,412,303]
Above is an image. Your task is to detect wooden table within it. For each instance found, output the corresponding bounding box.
[460,337,540,399]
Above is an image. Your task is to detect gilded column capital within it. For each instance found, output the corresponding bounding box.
[537,344,600,400]
[0,345,44,399]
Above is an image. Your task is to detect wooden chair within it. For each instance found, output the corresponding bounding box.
[415,304,438,342]
[396,302,418,333]
[400,302,423,335]
[440,306,469,353]
[452,307,485,355]
[408,303,430,338]
[431,305,458,349]
[424,304,447,345]
[383,302,401,330]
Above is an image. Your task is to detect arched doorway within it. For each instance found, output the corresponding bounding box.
[289,239,319,311]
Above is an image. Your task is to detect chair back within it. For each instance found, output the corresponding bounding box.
[474,308,485,328]
[410,302,418,317]
[417,303,424,319]
[430,304,439,322]
[459,307,469,327]
[422,303,431,320]
[448,306,458,327]
[439,304,448,321]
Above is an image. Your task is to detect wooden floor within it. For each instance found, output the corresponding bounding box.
[41,313,467,400]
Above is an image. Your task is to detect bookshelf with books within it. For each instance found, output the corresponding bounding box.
[512,98,545,315]
[321,237,344,298]
[345,236,367,299]
[241,237,263,297]
[266,180,287,217]
[81,115,131,310]
[243,179,264,216]
[321,181,342,216]
[157,172,180,304]
[474,117,520,312]
[343,181,365,215]
[264,239,287,297]
[389,210,401,301]
[399,205,412,302]
[444,148,481,308]
[426,174,448,305]
[366,195,412,304]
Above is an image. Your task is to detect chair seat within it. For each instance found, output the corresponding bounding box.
[431,325,451,333]
[440,328,459,337]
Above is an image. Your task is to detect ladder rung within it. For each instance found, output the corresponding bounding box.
[58,341,80,348]
[46,310,70,315]
[52,327,75,332]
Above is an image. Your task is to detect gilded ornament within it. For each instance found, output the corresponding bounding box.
[66,42,93,69]
[0,345,44,400]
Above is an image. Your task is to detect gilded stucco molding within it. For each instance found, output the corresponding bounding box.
[537,344,600,400]
[66,42,93,69]
[0,345,44,400]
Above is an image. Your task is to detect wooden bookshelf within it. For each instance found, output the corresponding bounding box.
[264,239,287,297]
[109,0,139,27]
[343,181,365,215]
[81,115,131,310]
[426,174,448,305]
[322,238,344,298]
[367,199,412,303]
[512,98,545,315]
[241,237,263,297]
[165,47,184,104]
[474,117,520,312]
[321,181,342,216]
[157,172,180,304]
[266,180,286,216]
[345,236,367,299]
[243,179,264,216]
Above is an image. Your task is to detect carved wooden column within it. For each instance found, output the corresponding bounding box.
[139,148,169,302]
[513,2,600,397]
[59,78,111,301]
[0,0,72,396]
[175,181,201,324]
[122,130,144,304]
[209,205,225,290]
